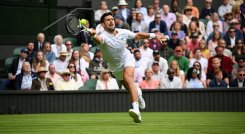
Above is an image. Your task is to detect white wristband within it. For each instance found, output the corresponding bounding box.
[149,33,156,39]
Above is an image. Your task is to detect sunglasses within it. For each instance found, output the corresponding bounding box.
[206,2,212,4]
[63,74,70,76]
[162,41,168,43]
[229,30,235,33]
[66,43,72,45]
[238,42,244,44]
[69,66,75,68]
[239,74,245,76]
[46,46,51,48]
[143,42,149,44]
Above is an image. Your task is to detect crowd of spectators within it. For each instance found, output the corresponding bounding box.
[0,0,245,91]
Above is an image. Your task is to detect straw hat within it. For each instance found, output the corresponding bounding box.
[61,69,70,75]
[118,0,128,6]
[59,50,69,56]
[37,67,47,73]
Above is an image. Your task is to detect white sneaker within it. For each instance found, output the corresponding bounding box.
[137,88,146,109]
[128,109,142,123]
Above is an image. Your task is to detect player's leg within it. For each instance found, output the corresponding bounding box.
[122,66,142,123]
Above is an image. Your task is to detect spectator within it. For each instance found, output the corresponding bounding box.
[232,40,245,64]
[208,70,228,88]
[182,6,193,27]
[217,39,233,59]
[169,21,186,40]
[191,17,206,38]
[168,31,181,50]
[94,1,110,23]
[152,0,161,13]
[112,6,119,17]
[174,13,188,35]
[161,5,176,31]
[149,28,162,50]
[0,48,28,90]
[208,31,222,56]
[134,0,147,16]
[67,62,83,89]
[231,56,245,80]
[198,40,211,59]
[148,50,168,75]
[45,64,62,84]
[169,60,185,87]
[148,13,168,35]
[206,12,224,37]
[186,0,199,18]
[77,19,94,47]
[95,69,119,90]
[51,35,66,58]
[208,46,233,75]
[131,12,148,33]
[180,39,192,59]
[189,49,208,81]
[192,61,207,87]
[160,68,182,89]
[200,0,216,20]
[207,22,225,43]
[229,18,243,41]
[53,50,69,75]
[224,26,243,50]
[80,43,94,68]
[170,0,181,14]
[230,68,245,87]
[184,68,204,88]
[126,8,137,27]
[134,49,150,78]
[32,51,49,73]
[144,5,155,28]
[89,48,108,76]
[31,67,54,91]
[207,57,230,86]
[118,0,130,21]
[218,0,232,19]
[186,21,202,43]
[54,69,78,91]
[139,39,153,59]
[69,50,89,83]
[232,4,242,21]
[34,33,45,52]
[26,41,36,63]
[169,46,189,73]
[187,32,200,54]
[223,9,233,33]
[15,61,37,90]
[42,42,56,64]
[115,15,130,30]
[65,40,73,60]
[140,68,160,89]
[158,38,174,60]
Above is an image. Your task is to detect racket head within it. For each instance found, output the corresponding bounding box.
[65,14,81,36]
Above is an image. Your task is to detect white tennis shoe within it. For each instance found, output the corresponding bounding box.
[128,109,142,123]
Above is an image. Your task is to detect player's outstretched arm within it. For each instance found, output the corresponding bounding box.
[87,28,103,45]
[135,32,164,41]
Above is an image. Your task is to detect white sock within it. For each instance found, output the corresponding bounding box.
[132,102,140,113]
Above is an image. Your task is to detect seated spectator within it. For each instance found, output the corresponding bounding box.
[186,22,202,43]
[170,0,181,14]
[65,40,73,60]
[45,64,62,84]
[224,26,243,50]
[192,61,207,87]
[182,6,194,27]
[31,67,54,91]
[95,69,119,90]
[69,50,89,83]
[198,40,211,59]
[169,21,186,40]
[218,0,232,20]
[184,68,204,88]
[26,41,36,63]
[151,62,163,81]
[152,0,161,13]
[191,17,206,39]
[42,42,56,64]
[187,32,200,54]
[230,68,245,87]
[149,28,162,50]
[134,0,147,16]
[223,10,233,33]
[161,5,176,31]
[186,0,199,18]
[32,51,49,73]
[207,22,225,43]
[67,62,83,89]
[134,49,150,78]
[140,68,160,89]
[0,48,28,90]
[53,50,69,75]
[168,46,189,73]
[117,0,130,22]
[208,46,233,75]
[168,31,181,50]
[144,5,155,28]
[54,69,78,91]
[231,56,245,80]
[207,57,230,86]
[206,12,224,37]
[217,39,232,59]
[158,38,174,60]
[208,70,228,88]
[80,43,94,68]
[139,39,153,59]
[148,50,168,75]
[169,60,185,87]
[148,13,168,35]
[174,13,188,35]
[51,34,66,58]
[180,39,192,59]
[34,33,45,52]
[208,31,222,57]
[94,1,110,23]
[232,40,245,64]
[114,15,130,30]
[131,12,148,33]
[160,68,182,89]
[200,0,216,20]
[88,48,108,77]
[15,61,37,90]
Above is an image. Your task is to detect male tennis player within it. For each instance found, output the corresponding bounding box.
[87,12,164,123]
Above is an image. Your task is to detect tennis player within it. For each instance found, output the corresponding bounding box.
[87,12,164,123]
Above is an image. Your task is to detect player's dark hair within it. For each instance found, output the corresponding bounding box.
[100,12,113,23]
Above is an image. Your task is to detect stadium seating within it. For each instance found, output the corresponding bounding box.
[4,57,15,74]
[13,47,25,57]
[72,46,80,51]
[79,79,97,90]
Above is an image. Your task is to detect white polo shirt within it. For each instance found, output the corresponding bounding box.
[99,29,136,72]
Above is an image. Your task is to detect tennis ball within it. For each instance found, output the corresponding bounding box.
[80,19,87,26]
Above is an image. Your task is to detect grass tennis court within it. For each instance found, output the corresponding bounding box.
[0,112,244,134]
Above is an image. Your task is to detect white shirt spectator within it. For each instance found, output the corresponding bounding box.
[161,12,176,31]
[148,57,169,75]
[218,4,232,19]
[54,79,78,91]
[51,44,67,58]
[189,57,208,80]
[53,59,68,74]
[160,76,182,89]
[135,57,150,77]
[131,21,148,33]
[95,78,119,90]
[94,9,111,22]
[206,20,223,37]
[139,47,153,59]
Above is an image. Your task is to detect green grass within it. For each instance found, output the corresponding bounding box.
[0,112,245,134]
